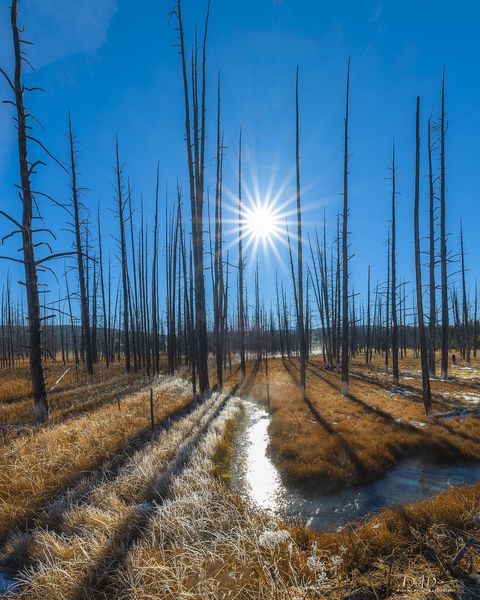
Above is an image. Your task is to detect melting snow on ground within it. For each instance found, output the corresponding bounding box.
[386,388,413,397]
[394,417,428,429]
[461,394,480,405]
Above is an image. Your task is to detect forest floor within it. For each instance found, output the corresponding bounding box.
[0,355,478,598]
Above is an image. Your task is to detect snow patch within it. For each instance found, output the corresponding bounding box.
[462,394,480,405]
[387,388,413,397]
[394,417,428,429]
[409,420,427,428]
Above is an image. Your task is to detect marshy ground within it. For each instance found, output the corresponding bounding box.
[0,354,479,599]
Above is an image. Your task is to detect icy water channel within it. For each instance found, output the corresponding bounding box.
[231,398,480,531]
[0,572,19,596]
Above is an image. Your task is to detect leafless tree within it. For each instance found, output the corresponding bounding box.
[174,0,210,395]
[341,59,351,396]
[413,96,432,416]
[68,115,94,383]
[440,70,449,380]
[114,139,131,372]
[460,223,470,366]
[295,67,306,396]
[391,142,399,385]
[238,129,246,382]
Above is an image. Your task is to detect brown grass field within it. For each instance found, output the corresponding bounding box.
[0,354,478,598]
[245,354,480,491]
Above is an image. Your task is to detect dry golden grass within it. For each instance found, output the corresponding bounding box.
[0,363,33,404]
[103,401,480,599]
[355,350,480,384]
[0,356,478,598]
[210,406,243,484]
[0,375,194,543]
[0,361,148,439]
[0,360,127,404]
[246,355,480,491]
[3,393,231,599]
[0,356,243,440]
[1,389,478,599]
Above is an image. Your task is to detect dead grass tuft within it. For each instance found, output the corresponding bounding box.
[0,376,193,543]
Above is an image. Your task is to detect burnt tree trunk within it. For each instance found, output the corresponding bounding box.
[341,59,351,395]
[11,0,48,421]
[114,139,131,372]
[413,96,432,416]
[68,115,94,383]
[428,117,437,376]
[295,67,306,396]
[391,142,399,384]
[440,71,449,380]
[460,224,471,366]
[176,0,210,394]
[238,129,246,382]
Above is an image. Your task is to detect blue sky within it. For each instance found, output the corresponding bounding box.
[0,0,479,319]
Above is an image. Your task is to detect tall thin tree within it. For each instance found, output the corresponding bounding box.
[114,138,131,372]
[440,70,449,380]
[68,115,94,383]
[295,67,306,396]
[460,223,471,366]
[413,96,432,416]
[391,141,399,384]
[428,116,437,376]
[341,59,351,396]
[238,129,246,382]
[0,0,49,420]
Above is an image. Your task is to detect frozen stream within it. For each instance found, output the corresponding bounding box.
[0,572,18,596]
[231,398,480,531]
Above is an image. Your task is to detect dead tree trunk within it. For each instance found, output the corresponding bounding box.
[114,139,130,372]
[238,129,246,382]
[440,70,449,380]
[366,265,371,365]
[320,216,333,366]
[460,224,471,366]
[295,67,306,396]
[474,282,478,358]
[413,96,432,416]
[152,165,160,375]
[385,229,390,371]
[7,0,48,421]
[391,142,399,384]
[214,76,224,391]
[97,208,109,367]
[275,272,284,358]
[341,59,351,396]
[428,116,437,376]
[68,115,93,384]
[176,0,210,395]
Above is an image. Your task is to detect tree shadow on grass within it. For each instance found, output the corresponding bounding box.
[76,386,239,600]
[304,360,480,456]
[282,358,368,480]
[239,356,262,396]
[303,361,420,434]
[0,394,199,569]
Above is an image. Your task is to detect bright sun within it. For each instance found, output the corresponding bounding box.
[244,202,282,247]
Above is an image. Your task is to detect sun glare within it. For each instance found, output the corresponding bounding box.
[243,202,282,251]
[221,159,301,264]
[246,205,277,241]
